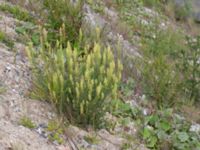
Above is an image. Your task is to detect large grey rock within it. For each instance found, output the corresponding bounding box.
[193,12,200,23]
[192,0,200,23]
[173,0,192,20]
[172,0,200,23]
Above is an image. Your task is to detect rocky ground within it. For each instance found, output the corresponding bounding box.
[0,8,62,149]
[0,1,148,150]
[0,0,199,150]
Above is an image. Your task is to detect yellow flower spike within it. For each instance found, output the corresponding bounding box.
[118,60,123,71]
[107,47,114,62]
[95,27,100,41]
[104,78,108,86]
[110,61,115,71]
[88,94,92,101]
[94,43,101,60]
[96,83,102,97]
[80,102,84,115]
[58,50,65,73]
[68,58,73,73]
[69,75,73,83]
[80,78,84,90]
[42,28,47,42]
[79,28,83,42]
[85,69,90,81]
[91,79,94,87]
[52,73,57,88]
[47,83,51,92]
[75,65,78,75]
[68,88,72,94]
[76,87,79,99]
[66,42,72,57]
[25,46,32,60]
[101,93,104,99]
[100,66,104,74]
[86,54,91,69]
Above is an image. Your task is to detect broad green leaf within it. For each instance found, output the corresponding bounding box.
[147,136,157,148]
[143,127,151,139]
[157,130,167,140]
[149,114,159,125]
[15,27,26,34]
[159,121,171,132]
[178,132,189,142]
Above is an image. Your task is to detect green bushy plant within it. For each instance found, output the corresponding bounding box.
[173,0,192,21]
[141,109,200,149]
[47,120,64,144]
[138,27,185,108]
[0,30,14,49]
[42,0,84,46]
[141,56,179,108]
[20,116,36,129]
[179,36,200,103]
[141,0,162,7]
[0,3,34,22]
[27,28,123,128]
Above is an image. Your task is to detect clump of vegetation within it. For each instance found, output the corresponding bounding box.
[15,22,40,46]
[84,134,100,144]
[173,0,192,21]
[0,3,34,22]
[140,109,200,149]
[138,25,185,108]
[19,116,36,129]
[41,0,84,46]
[0,30,14,49]
[47,121,64,144]
[179,36,200,103]
[0,86,6,94]
[27,28,123,128]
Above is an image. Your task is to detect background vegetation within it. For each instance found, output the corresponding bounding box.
[1,0,199,149]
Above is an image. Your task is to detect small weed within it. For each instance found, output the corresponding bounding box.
[47,120,64,144]
[0,30,14,49]
[0,87,6,94]
[121,142,132,150]
[0,3,34,22]
[84,134,100,144]
[15,22,39,46]
[48,133,64,144]
[120,78,135,98]
[0,81,6,94]
[87,0,105,14]
[111,99,139,119]
[41,0,84,46]
[19,116,36,129]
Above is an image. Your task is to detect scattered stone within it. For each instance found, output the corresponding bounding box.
[190,124,200,133]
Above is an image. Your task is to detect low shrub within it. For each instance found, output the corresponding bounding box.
[0,3,34,22]
[138,27,184,108]
[26,28,123,128]
[141,55,179,108]
[179,36,200,103]
[42,0,84,46]
[20,116,36,129]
